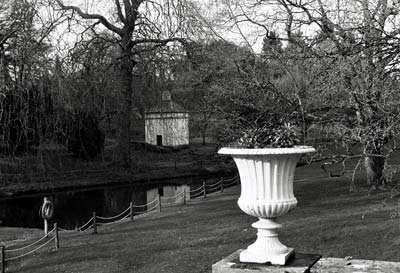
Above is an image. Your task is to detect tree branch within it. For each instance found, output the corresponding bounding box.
[115,0,126,24]
[129,37,187,48]
[55,0,123,36]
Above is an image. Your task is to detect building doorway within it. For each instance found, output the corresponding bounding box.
[157,135,162,146]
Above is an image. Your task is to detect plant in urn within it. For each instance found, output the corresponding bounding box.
[219,122,315,265]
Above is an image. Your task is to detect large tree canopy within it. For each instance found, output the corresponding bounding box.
[3,0,400,191]
[54,0,201,166]
[0,0,64,154]
[209,0,400,189]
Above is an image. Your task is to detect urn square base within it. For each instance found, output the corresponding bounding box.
[240,247,294,265]
[212,249,321,273]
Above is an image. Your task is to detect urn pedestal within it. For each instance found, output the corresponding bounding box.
[218,146,315,265]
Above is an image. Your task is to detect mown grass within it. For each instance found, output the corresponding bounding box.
[2,163,400,273]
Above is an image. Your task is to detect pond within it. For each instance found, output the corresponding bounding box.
[0,176,227,230]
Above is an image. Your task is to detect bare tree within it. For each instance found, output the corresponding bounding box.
[173,40,239,145]
[214,0,400,189]
[54,0,195,166]
[0,0,66,155]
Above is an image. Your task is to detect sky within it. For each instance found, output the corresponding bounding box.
[38,0,400,56]
[43,0,272,55]
[42,0,392,56]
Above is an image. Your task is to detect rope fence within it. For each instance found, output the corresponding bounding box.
[97,215,130,226]
[190,190,205,199]
[1,174,239,273]
[205,185,222,192]
[96,207,130,221]
[205,180,221,188]
[160,191,185,201]
[224,177,239,187]
[58,216,95,233]
[188,187,203,194]
[1,224,59,273]
[134,203,159,215]
[131,198,159,208]
[5,232,52,254]
[5,237,55,262]
[161,193,186,207]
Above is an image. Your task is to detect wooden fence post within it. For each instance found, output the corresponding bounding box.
[54,223,59,250]
[203,182,207,198]
[130,202,134,221]
[93,212,97,234]
[158,195,162,212]
[1,245,5,273]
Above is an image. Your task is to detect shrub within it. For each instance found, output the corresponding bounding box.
[66,111,105,160]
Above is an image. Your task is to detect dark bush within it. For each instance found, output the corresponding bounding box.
[0,80,54,154]
[66,111,105,160]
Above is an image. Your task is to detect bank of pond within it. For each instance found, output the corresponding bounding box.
[0,175,234,230]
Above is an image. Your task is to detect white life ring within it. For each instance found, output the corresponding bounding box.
[40,200,54,220]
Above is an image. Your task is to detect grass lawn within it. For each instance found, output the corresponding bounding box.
[2,163,400,273]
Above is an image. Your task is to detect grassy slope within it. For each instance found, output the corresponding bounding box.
[3,164,400,273]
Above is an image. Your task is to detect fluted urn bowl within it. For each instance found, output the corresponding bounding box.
[218,146,315,265]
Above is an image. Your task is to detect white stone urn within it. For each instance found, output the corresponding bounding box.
[218,146,315,265]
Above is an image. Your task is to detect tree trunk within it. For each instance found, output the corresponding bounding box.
[364,153,385,190]
[363,117,386,190]
[201,124,207,145]
[201,116,208,146]
[115,44,134,167]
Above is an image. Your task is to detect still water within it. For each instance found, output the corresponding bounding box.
[0,176,217,229]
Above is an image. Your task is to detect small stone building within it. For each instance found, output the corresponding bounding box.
[145,93,189,146]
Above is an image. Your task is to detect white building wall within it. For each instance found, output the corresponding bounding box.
[146,188,158,206]
[163,185,190,204]
[147,185,190,205]
[145,113,189,146]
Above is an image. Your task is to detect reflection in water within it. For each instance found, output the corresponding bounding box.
[0,176,218,229]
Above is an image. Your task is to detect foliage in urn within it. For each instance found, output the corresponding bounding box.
[221,113,301,149]
[236,123,300,148]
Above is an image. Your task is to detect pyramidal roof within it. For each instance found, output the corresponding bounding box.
[146,100,188,114]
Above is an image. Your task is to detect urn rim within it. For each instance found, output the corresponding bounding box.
[218,145,316,155]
